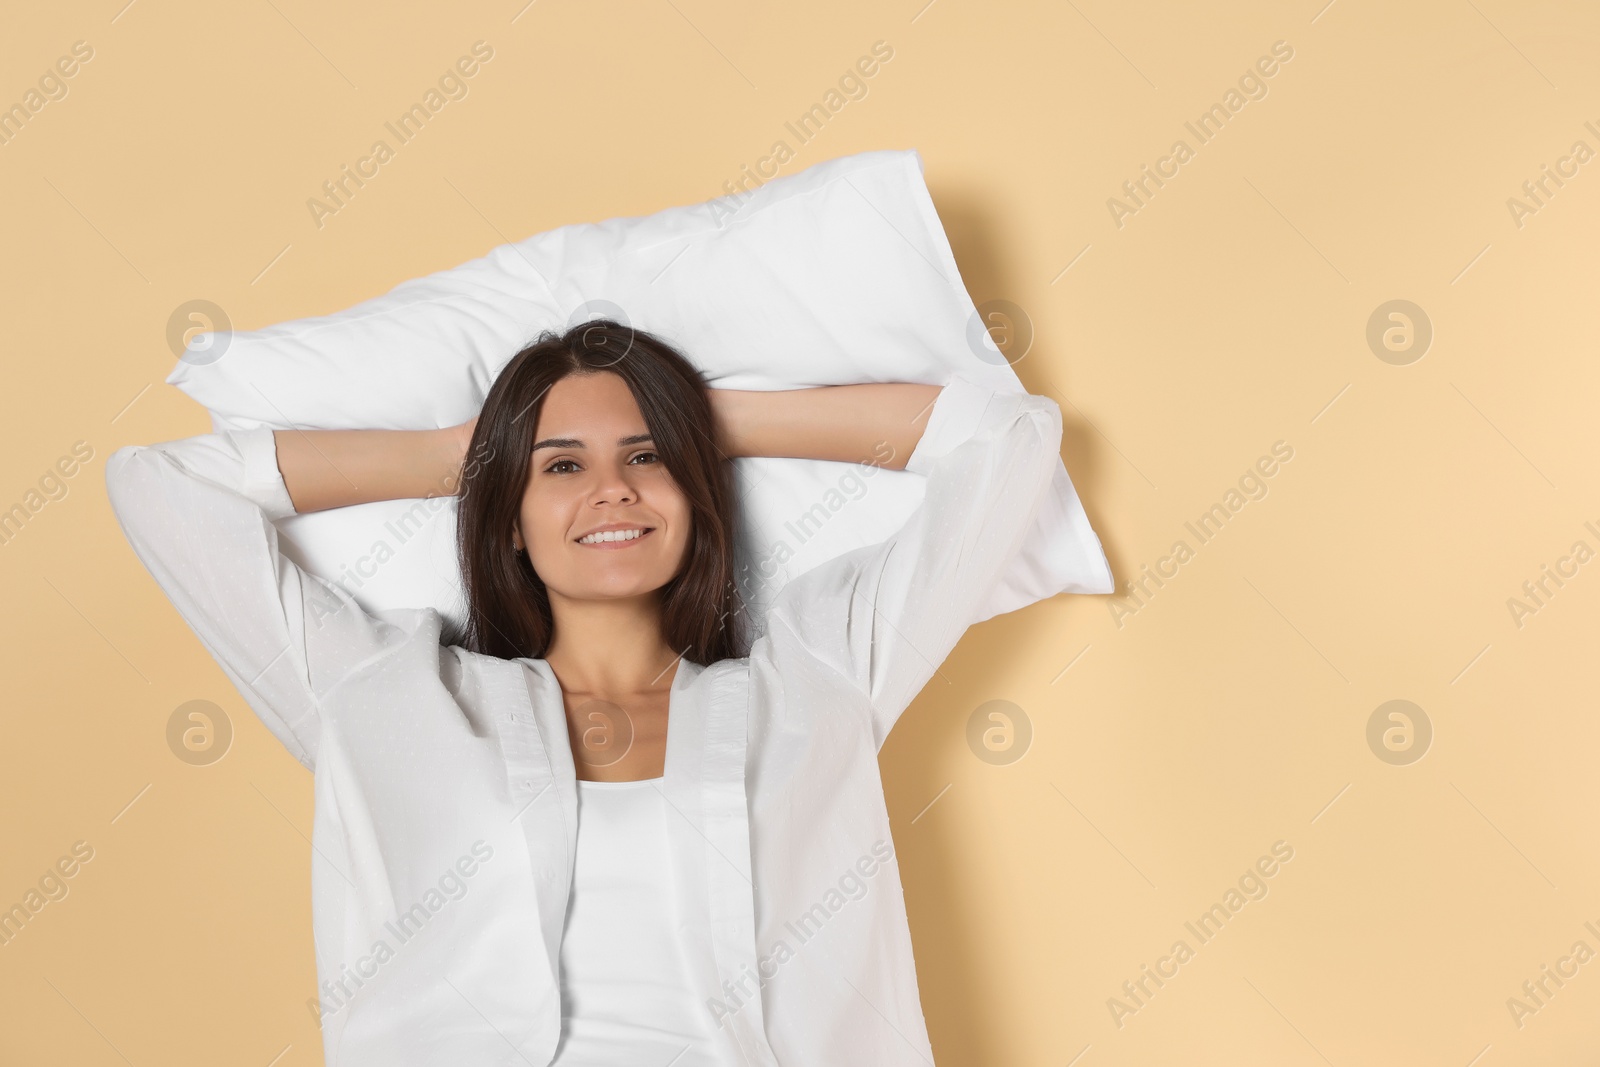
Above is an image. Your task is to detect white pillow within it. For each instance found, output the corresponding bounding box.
[166,148,1112,639]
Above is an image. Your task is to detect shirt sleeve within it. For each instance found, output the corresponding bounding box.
[104,428,413,772]
[758,372,1063,750]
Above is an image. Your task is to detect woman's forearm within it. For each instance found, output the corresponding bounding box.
[712,382,942,470]
[270,380,940,512]
[273,425,469,514]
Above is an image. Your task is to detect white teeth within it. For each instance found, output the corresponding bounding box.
[579,528,647,544]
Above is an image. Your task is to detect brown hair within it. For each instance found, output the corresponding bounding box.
[452,318,749,664]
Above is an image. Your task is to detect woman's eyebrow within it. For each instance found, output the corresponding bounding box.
[532,433,654,451]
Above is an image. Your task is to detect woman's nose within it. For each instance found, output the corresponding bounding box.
[586,465,638,505]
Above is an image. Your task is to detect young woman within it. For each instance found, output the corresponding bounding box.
[106,319,1065,1066]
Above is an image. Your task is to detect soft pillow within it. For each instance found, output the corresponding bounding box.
[166,148,1112,638]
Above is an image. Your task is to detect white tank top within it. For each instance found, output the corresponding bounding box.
[551,776,728,1066]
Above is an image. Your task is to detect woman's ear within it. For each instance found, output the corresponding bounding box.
[512,525,523,553]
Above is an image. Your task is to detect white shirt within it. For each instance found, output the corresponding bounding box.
[555,777,729,1066]
[104,372,1063,1066]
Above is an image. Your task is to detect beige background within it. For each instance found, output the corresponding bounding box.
[2,0,1597,1063]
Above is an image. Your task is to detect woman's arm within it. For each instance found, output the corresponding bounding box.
[711,384,943,468]
[275,380,933,514]
[106,429,424,771]
[750,374,1064,751]
[273,421,474,514]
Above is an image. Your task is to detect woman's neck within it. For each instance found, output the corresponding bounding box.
[542,591,680,698]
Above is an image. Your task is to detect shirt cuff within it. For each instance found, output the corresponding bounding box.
[230,427,298,521]
[903,373,996,476]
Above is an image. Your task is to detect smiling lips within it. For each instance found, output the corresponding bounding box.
[576,527,654,548]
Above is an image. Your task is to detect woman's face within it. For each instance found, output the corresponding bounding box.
[516,371,691,601]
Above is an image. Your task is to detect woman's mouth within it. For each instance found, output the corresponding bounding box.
[575,527,655,548]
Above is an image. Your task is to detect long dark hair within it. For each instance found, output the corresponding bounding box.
[453,318,749,664]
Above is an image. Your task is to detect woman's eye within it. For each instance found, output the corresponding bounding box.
[545,452,656,475]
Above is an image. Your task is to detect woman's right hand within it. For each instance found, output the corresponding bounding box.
[451,417,478,460]
[446,416,480,495]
